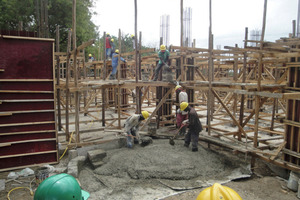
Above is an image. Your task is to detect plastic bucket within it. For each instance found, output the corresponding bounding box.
[148,122,157,135]
[287,171,299,192]
[35,167,49,185]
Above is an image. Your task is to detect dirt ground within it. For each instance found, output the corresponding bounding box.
[0,137,298,200]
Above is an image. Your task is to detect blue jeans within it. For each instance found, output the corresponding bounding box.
[106,48,111,58]
[112,65,117,75]
[126,128,138,148]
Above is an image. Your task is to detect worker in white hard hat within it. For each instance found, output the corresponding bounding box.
[175,85,188,136]
[180,102,203,152]
[153,44,170,81]
[124,111,149,148]
[196,183,242,200]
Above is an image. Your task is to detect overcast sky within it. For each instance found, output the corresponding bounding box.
[91,0,298,49]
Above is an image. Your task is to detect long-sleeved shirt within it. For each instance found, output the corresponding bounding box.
[112,53,125,67]
[124,114,142,138]
[188,107,203,133]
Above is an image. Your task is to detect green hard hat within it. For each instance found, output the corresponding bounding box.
[34,173,90,200]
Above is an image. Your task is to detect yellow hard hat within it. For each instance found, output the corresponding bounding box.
[107,33,110,36]
[111,38,114,42]
[88,54,92,57]
[160,44,166,51]
[196,183,242,200]
[141,111,149,119]
[115,49,119,54]
[175,85,182,91]
[180,102,188,111]
[131,34,135,38]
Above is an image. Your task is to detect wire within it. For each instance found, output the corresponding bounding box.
[7,187,33,200]
[59,131,74,160]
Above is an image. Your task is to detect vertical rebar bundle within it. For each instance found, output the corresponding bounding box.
[160,15,170,46]
[183,7,192,47]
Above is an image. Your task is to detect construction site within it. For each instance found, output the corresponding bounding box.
[1,0,300,199]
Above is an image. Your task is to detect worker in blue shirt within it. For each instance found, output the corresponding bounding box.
[109,49,126,80]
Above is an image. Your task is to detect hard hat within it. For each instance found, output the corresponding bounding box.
[111,38,114,42]
[180,102,188,111]
[107,33,110,36]
[34,173,90,200]
[131,34,135,38]
[175,85,182,91]
[160,44,166,51]
[196,183,242,200]
[141,111,149,119]
[88,54,92,57]
[115,49,119,54]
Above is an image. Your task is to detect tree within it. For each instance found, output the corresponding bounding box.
[0,0,98,52]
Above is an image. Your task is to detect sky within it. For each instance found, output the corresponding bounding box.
[91,0,299,49]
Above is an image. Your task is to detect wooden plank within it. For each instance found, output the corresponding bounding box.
[140,88,173,130]
[0,121,55,127]
[270,141,287,160]
[0,79,53,82]
[0,90,53,93]
[0,130,55,136]
[0,150,57,159]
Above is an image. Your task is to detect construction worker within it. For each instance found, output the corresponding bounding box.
[88,53,94,62]
[105,33,112,59]
[34,173,90,200]
[110,38,115,57]
[153,44,170,81]
[175,85,188,136]
[124,111,149,148]
[131,34,138,49]
[196,183,242,200]
[109,49,126,80]
[180,102,203,152]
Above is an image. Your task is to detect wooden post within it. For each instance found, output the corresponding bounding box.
[206,0,213,143]
[117,29,122,128]
[72,0,80,143]
[252,0,268,171]
[232,44,238,126]
[102,32,106,127]
[65,29,72,141]
[134,0,141,114]
[56,25,62,131]
[239,27,248,141]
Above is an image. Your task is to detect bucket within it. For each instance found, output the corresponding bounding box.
[287,171,299,192]
[148,122,157,135]
[297,179,300,198]
[35,167,49,185]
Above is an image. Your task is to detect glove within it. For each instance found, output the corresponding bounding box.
[182,120,189,125]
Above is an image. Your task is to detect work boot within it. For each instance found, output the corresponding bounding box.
[184,143,189,148]
[192,147,198,152]
[134,139,139,144]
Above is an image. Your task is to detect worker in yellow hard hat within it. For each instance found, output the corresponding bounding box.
[124,111,149,148]
[196,183,242,200]
[153,44,170,81]
[110,38,115,57]
[175,85,188,136]
[88,53,94,62]
[109,49,126,80]
[180,102,203,152]
[105,33,112,59]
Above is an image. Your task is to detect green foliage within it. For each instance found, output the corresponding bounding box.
[0,0,98,52]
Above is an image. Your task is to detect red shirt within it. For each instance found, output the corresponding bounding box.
[106,37,111,48]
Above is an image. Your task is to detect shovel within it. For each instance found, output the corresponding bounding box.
[169,124,186,146]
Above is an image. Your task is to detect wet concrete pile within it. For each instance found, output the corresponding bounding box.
[78,139,251,200]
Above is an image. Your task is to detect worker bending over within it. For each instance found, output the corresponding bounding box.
[153,44,170,81]
[180,102,203,152]
[175,85,188,136]
[109,49,126,80]
[124,111,149,148]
